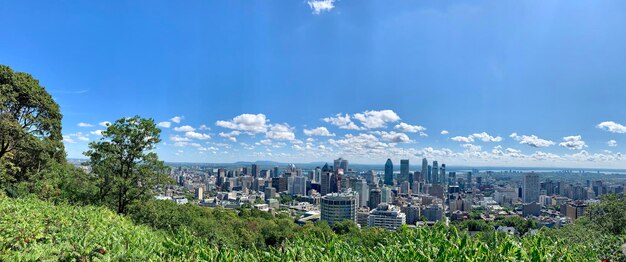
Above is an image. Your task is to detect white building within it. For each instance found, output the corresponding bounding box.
[368,203,406,230]
[523,173,540,203]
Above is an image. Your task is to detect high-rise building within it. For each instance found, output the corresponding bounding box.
[334,158,349,173]
[466,172,473,189]
[321,192,358,227]
[440,164,446,185]
[369,187,382,209]
[273,166,280,178]
[290,176,307,196]
[194,187,204,200]
[251,164,259,178]
[355,179,369,207]
[423,204,444,222]
[432,161,439,184]
[320,165,333,196]
[264,187,276,201]
[384,159,394,186]
[421,158,428,183]
[381,186,393,203]
[368,203,406,230]
[522,173,540,203]
[400,159,410,186]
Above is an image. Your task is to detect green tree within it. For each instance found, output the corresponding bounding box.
[587,193,626,235]
[85,116,168,214]
[0,65,64,186]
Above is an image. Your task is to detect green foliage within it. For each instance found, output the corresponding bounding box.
[0,197,619,261]
[587,193,626,235]
[0,64,65,190]
[84,116,170,214]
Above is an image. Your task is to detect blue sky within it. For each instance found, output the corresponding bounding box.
[2,1,626,167]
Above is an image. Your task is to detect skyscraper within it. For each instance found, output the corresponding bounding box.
[400,159,410,186]
[432,161,439,184]
[384,159,394,186]
[523,173,540,203]
[369,187,382,210]
[421,158,428,183]
[440,164,446,185]
[334,158,348,173]
[251,164,259,178]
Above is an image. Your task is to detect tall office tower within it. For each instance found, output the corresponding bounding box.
[522,173,540,203]
[251,164,259,178]
[242,167,248,176]
[428,165,432,184]
[320,174,332,196]
[449,172,456,185]
[273,166,280,178]
[355,179,369,207]
[384,159,394,186]
[432,161,439,184]
[400,159,410,186]
[321,192,358,227]
[440,164,446,185]
[194,187,204,200]
[421,158,428,183]
[290,176,307,196]
[314,167,321,183]
[334,158,349,173]
[368,187,382,210]
[466,172,473,189]
[381,186,393,203]
[264,187,276,201]
[217,168,226,187]
[368,204,406,230]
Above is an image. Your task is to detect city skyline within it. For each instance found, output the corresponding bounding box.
[2,1,626,167]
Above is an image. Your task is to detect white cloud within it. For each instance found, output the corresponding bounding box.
[394,122,426,133]
[185,131,211,140]
[90,130,103,136]
[559,135,587,150]
[597,121,626,133]
[199,124,210,130]
[607,140,618,147]
[157,121,171,128]
[63,132,90,144]
[353,110,401,129]
[462,144,482,152]
[170,116,183,124]
[323,113,363,130]
[451,136,474,143]
[440,130,449,135]
[170,135,191,142]
[419,132,428,137]
[219,131,241,142]
[266,124,296,141]
[78,122,93,127]
[174,125,195,132]
[531,151,561,161]
[510,133,555,148]
[378,131,412,143]
[303,127,335,137]
[470,132,502,142]
[308,0,335,15]
[216,113,268,134]
[99,121,111,127]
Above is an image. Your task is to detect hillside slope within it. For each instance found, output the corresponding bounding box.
[0,196,604,261]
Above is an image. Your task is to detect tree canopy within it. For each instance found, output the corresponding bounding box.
[85,116,169,214]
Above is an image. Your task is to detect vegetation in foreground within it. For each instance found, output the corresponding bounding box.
[2,195,625,261]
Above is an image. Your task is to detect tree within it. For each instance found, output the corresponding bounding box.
[0,65,64,184]
[587,193,626,235]
[85,116,169,214]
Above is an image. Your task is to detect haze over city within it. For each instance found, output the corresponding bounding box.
[2,1,626,168]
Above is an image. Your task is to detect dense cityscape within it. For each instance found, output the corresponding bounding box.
[139,158,626,233]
